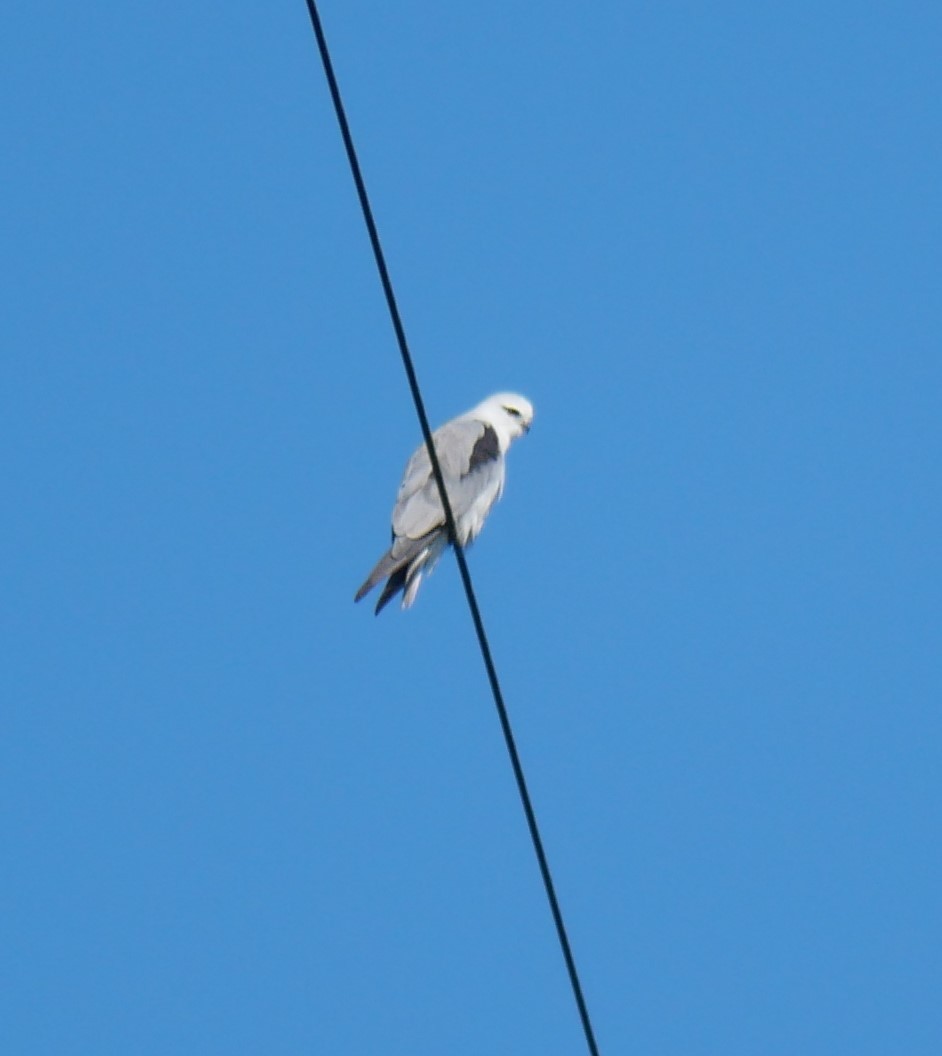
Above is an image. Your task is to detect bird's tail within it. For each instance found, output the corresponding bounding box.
[373,564,411,615]
[354,531,441,610]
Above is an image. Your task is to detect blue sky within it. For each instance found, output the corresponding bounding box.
[3,2,940,1053]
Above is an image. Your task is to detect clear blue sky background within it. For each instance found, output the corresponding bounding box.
[3,3,940,1053]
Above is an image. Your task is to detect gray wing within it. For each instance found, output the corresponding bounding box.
[392,418,501,540]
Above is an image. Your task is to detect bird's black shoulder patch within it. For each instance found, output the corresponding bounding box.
[467,424,500,472]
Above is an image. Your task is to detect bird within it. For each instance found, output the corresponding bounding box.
[355,392,534,614]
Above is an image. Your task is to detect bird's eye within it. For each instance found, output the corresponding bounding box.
[505,406,522,418]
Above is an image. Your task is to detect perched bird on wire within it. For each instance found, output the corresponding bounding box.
[355,392,534,614]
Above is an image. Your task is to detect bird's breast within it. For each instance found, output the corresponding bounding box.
[455,476,503,546]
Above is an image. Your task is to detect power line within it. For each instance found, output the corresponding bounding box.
[302,5,601,1054]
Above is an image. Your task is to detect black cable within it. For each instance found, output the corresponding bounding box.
[303,5,601,1054]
